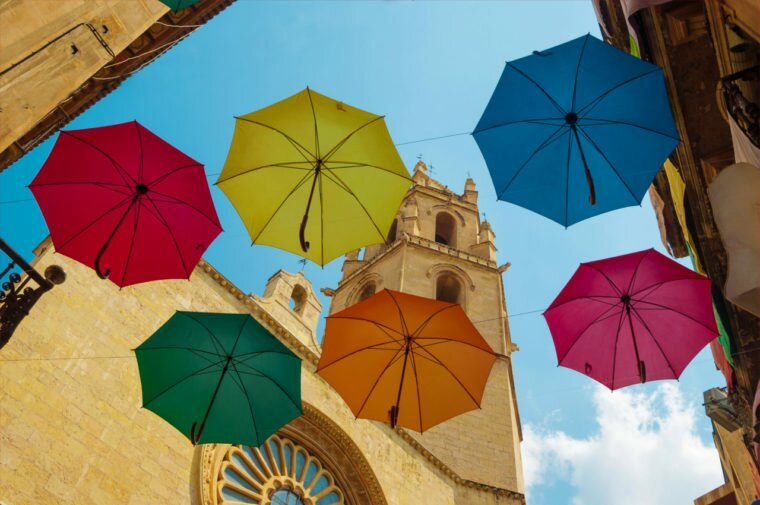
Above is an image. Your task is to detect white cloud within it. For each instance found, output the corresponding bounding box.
[523,384,724,505]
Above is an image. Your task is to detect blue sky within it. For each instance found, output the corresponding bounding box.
[0,1,726,503]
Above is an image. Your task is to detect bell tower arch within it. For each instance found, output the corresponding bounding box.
[324,161,525,494]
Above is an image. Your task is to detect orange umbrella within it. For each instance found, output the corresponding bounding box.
[317,290,496,432]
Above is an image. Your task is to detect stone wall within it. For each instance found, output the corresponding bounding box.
[0,240,523,504]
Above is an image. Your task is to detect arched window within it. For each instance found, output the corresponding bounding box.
[387,219,398,243]
[290,284,307,315]
[435,212,456,247]
[357,282,376,303]
[436,274,462,305]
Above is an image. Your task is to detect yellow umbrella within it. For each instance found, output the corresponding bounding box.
[217,88,412,266]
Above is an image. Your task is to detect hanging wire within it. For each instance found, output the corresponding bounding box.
[394,131,471,146]
[155,20,203,29]
[102,32,193,69]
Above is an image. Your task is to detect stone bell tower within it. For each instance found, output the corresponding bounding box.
[324,161,525,495]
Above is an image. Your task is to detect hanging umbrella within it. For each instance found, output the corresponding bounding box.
[29,121,222,287]
[216,88,412,266]
[159,0,200,10]
[135,311,301,445]
[473,34,679,226]
[544,249,718,389]
[317,290,496,432]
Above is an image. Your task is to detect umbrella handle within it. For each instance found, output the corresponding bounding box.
[299,214,310,253]
[94,246,111,279]
[584,165,596,206]
[190,421,203,445]
[389,405,399,429]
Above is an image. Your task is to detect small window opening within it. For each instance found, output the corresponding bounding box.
[436,274,462,305]
[435,212,456,247]
[357,282,376,303]
[290,284,307,315]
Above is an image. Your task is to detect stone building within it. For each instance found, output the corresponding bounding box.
[590,1,760,503]
[0,164,525,504]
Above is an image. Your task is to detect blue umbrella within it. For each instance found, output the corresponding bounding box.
[473,34,679,227]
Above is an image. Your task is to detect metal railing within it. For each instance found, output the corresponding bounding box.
[722,64,760,149]
[0,238,64,349]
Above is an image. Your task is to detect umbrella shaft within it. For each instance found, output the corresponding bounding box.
[391,343,411,428]
[299,166,320,252]
[94,196,139,279]
[192,359,231,443]
[572,127,596,206]
[624,303,646,383]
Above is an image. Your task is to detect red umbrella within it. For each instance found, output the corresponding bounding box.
[30,121,222,287]
[544,249,718,390]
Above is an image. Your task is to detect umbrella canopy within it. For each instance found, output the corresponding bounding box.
[216,88,411,266]
[30,121,222,287]
[159,0,200,10]
[317,290,496,432]
[473,34,679,226]
[135,311,301,446]
[544,249,718,390]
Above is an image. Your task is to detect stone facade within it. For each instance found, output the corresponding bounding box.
[327,161,525,495]
[1,224,524,504]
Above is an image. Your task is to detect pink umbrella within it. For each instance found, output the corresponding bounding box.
[545,249,718,390]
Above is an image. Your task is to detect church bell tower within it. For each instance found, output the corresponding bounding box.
[325,161,525,495]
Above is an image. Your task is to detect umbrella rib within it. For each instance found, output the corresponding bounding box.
[235,349,303,363]
[235,117,316,161]
[53,195,134,253]
[321,116,386,163]
[316,341,403,373]
[324,315,405,338]
[629,309,678,377]
[29,181,133,197]
[582,264,624,297]
[135,122,144,183]
[120,198,142,286]
[496,126,569,198]
[570,34,591,112]
[145,163,204,187]
[139,346,223,365]
[142,357,227,407]
[180,312,230,356]
[386,291,411,338]
[412,344,481,408]
[548,295,623,311]
[506,63,567,115]
[609,306,629,390]
[413,337,495,355]
[579,118,680,142]
[410,304,458,339]
[564,125,573,225]
[215,162,315,185]
[556,302,622,364]
[250,170,316,245]
[323,161,413,183]
[306,88,321,159]
[139,198,191,277]
[146,189,222,229]
[632,277,705,298]
[229,316,250,356]
[472,118,567,135]
[230,362,301,412]
[354,348,406,419]
[630,298,718,333]
[409,348,424,432]
[63,132,137,186]
[229,361,261,444]
[625,249,652,296]
[321,168,387,243]
[577,127,640,204]
[577,68,661,117]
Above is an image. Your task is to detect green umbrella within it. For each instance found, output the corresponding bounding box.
[159,0,201,10]
[135,312,301,445]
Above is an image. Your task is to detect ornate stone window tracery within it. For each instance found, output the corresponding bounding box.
[217,434,344,505]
